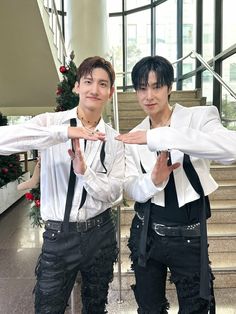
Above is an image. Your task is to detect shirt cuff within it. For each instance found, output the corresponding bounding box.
[74,166,90,179]
[147,129,159,152]
[146,172,168,193]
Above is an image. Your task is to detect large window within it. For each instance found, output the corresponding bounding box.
[223,0,236,50]
[222,55,236,129]
[155,0,177,63]
[126,0,150,11]
[108,16,123,86]
[183,24,193,44]
[202,0,214,61]
[108,0,236,118]
[126,9,151,85]
[202,70,213,105]
[230,63,236,82]
[107,0,122,12]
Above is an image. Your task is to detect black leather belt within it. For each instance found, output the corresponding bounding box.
[45,208,111,233]
[152,222,200,237]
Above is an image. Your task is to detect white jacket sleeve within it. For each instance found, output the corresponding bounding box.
[147,106,236,163]
[0,114,68,155]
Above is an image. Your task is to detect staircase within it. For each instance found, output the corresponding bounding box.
[112,89,206,133]
[110,90,236,295]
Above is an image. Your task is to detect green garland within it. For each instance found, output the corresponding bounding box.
[0,113,23,188]
[25,185,43,228]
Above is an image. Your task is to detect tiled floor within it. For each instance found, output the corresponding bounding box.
[0,198,236,313]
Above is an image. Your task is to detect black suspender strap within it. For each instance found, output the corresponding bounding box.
[78,141,106,210]
[100,141,107,174]
[137,161,151,267]
[138,199,151,267]
[63,120,107,230]
[63,118,77,232]
[183,154,214,309]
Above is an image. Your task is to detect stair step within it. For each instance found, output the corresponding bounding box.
[170,98,206,107]
[207,223,236,236]
[117,89,203,102]
[210,164,236,181]
[118,111,146,118]
[120,199,236,225]
[209,180,236,200]
[119,118,144,129]
[115,98,205,110]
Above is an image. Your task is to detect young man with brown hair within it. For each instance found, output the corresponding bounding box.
[0,56,124,314]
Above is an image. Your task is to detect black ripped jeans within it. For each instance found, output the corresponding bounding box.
[128,215,215,314]
[34,216,118,314]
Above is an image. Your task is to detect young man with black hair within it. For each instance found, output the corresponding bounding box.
[116,55,236,313]
[0,56,124,314]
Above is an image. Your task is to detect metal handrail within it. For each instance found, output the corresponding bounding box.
[42,0,67,63]
[174,50,236,100]
[115,50,236,100]
[110,54,123,303]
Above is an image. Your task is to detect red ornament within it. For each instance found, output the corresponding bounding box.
[56,87,63,95]
[25,192,34,201]
[59,66,68,73]
[35,200,40,208]
[2,167,8,174]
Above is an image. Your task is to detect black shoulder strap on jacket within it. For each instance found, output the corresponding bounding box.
[183,154,214,310]
[63,118,77,232]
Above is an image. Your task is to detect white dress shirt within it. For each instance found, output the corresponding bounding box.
[0,107,124,221]
[124,104,236,207]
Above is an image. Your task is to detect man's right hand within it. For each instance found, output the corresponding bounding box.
[151,151,180,186]
[68,127,105,141]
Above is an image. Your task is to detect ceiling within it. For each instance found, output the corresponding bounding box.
[0,0,61,116]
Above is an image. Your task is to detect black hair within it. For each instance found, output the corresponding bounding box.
[131,55,174,91]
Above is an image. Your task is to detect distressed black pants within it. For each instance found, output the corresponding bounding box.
[34,216,118,314]
[128,215,215,314]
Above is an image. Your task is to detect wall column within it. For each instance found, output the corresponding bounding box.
[65,0,109,66]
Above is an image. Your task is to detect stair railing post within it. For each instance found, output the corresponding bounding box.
[116,203,124,304]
